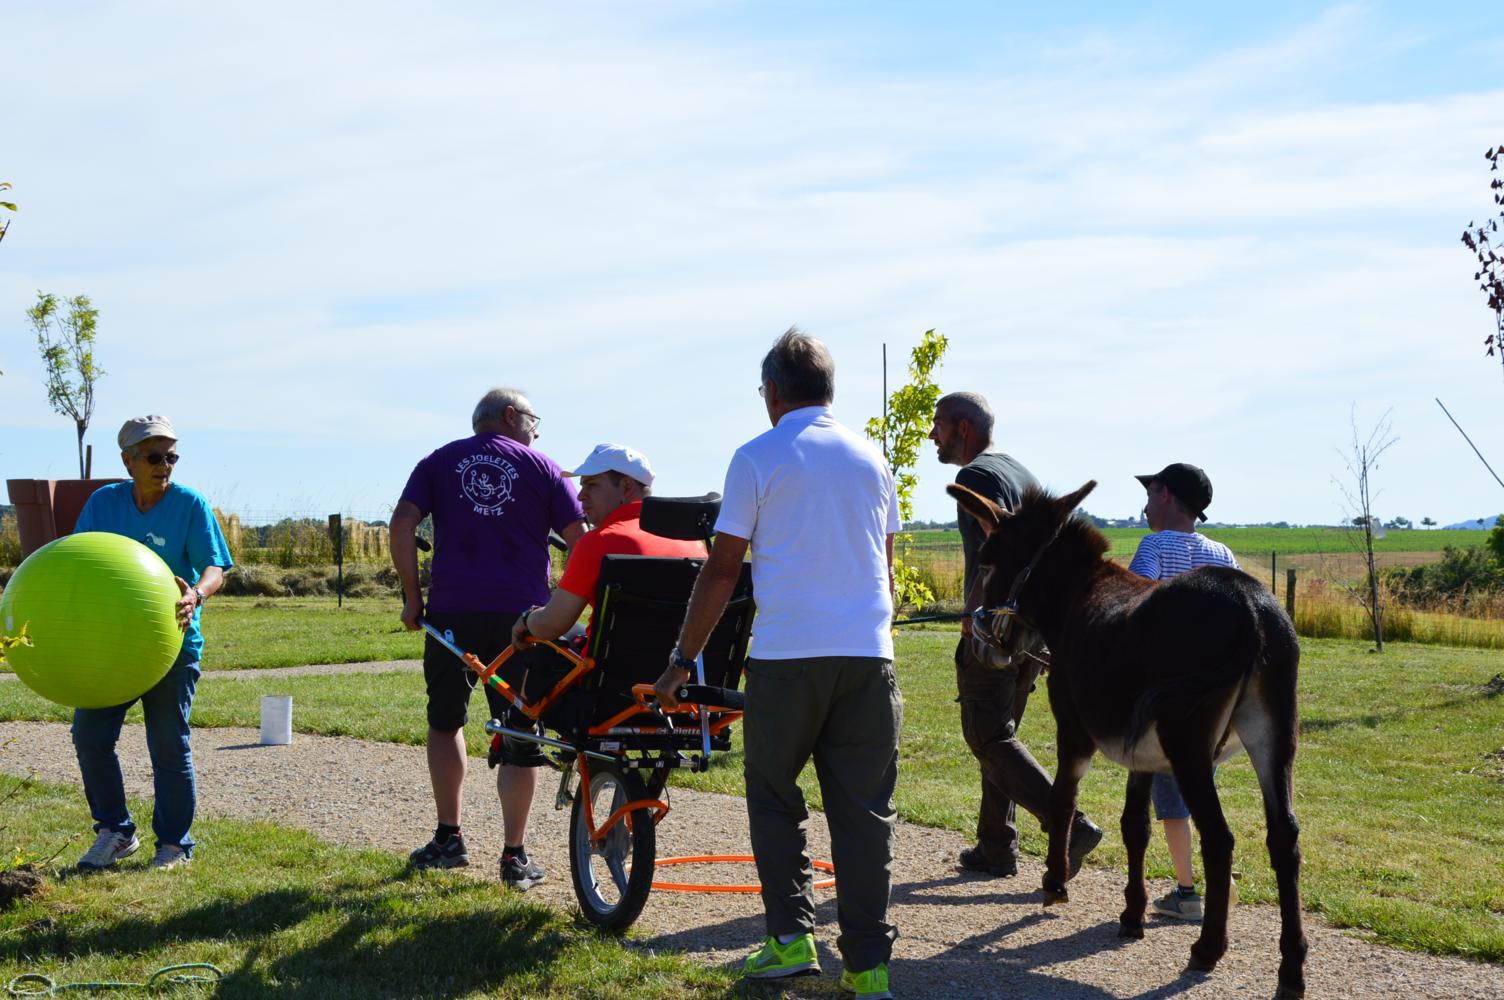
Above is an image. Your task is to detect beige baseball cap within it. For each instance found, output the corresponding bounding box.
[567,443,655,486]
[118,415,178,450]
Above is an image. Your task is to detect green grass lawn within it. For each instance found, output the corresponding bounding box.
[0,782,733,999]
[0,597,421,675]
[200,597,423,669]
[2,621,1500,961]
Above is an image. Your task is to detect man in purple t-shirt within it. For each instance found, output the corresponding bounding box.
[390,387,586,888]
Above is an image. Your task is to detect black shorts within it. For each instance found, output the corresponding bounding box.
[422,610,525,731]
[423,610,548,767]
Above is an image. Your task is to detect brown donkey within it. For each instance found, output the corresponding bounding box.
[949,480,1307,999]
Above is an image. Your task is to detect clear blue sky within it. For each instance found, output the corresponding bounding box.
[3,2,1502,526]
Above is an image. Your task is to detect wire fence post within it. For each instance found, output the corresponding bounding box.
[328,513,343,608]
[1285,568,1297,619]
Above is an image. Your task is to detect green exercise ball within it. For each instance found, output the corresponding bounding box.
[0,532,183,709]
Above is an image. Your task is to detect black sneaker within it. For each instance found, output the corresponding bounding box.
[958,845,1018,877]
[500,853,546,890]
[1068,816,1104,876]
[410,835,469,870]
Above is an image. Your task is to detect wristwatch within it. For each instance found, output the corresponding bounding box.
[671,646,697,672]
[520,608,535,635]
[193,586,207,605]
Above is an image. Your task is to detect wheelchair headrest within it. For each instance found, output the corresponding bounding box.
[639,493,721,541]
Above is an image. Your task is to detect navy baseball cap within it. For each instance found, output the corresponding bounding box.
[1135,463,1213,522]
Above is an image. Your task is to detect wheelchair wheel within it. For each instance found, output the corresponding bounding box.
[569,761,656,931]
[644,767,669,802]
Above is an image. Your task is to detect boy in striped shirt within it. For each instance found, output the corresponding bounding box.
[1127,462,1238,922]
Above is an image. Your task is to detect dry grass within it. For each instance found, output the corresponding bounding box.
[0,508,395,568]
[216,511,395,567]
[1293,576,1504,648]
[0,513,21,567]
[901,539,1504,648]
[898,536,966,602]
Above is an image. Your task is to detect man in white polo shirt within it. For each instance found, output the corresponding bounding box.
[655,328,902,1000]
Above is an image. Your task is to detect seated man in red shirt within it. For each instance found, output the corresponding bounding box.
[499,443,703,879]
[511,442,704,650]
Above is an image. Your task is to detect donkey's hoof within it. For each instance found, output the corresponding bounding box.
[1117,921,1145,940]
[1186,942,1221,973]
[1041,886,1069,906]
[1274,983,1305,1000]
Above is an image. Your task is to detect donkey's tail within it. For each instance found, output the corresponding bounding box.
[1122,597,1269,756]
[1123,670,1250,761]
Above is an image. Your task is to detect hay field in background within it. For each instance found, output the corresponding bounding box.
[900,527,1504,648]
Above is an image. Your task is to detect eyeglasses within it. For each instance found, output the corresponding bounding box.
[514,408,541,431]
[757,384,767,398]
[140,451,179,466]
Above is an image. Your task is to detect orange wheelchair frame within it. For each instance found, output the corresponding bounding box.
[419,501,753,930]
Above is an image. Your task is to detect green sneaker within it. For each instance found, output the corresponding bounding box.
[840,962,893,999]
[742,933,820,979]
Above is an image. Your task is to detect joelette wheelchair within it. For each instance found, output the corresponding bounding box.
[420,494,753,930]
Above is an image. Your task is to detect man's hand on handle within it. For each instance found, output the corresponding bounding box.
[653,660,692,709]
[659,531,750,711]
[400,594,423,631]
[509,609,535,651]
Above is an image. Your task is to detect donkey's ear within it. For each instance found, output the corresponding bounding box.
[1056,480,1098,516]
[946,483,1011,537]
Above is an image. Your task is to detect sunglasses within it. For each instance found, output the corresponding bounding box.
[139,451,180,466]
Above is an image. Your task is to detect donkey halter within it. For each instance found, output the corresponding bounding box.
[969,515,1070,662]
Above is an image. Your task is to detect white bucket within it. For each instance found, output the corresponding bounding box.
[260,695,293,745]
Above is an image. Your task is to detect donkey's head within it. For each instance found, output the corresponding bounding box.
[945,480,1099,662]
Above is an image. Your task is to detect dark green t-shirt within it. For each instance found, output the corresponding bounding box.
[955,451,1040,598]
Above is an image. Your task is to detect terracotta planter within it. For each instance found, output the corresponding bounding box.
[6,479,126,559]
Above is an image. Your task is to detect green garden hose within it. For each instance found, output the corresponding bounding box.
[6,963,222,996]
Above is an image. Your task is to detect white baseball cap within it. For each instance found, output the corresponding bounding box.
[118,415,178,450]
[567,443,655,486]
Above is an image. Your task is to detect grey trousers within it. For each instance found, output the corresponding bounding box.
[955,638,1053,864]
[743,655,903,973]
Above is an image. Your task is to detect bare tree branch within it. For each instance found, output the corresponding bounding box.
[1333,405,1398,651]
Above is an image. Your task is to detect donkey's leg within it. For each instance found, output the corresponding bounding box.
[1118,770,1154,939]
[1042,723,1094,904]
[1241,702,1308,999]
[1170,757,1233,973]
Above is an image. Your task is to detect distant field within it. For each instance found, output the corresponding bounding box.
[904,526,1490,562]
[897,525,1496,605]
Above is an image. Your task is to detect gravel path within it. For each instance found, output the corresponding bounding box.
[1,695,1497,998]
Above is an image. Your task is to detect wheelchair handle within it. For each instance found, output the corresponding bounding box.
[676,684,745,712]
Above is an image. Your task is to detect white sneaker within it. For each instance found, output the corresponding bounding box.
[77,829,140,871]
[148,844,191,870]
